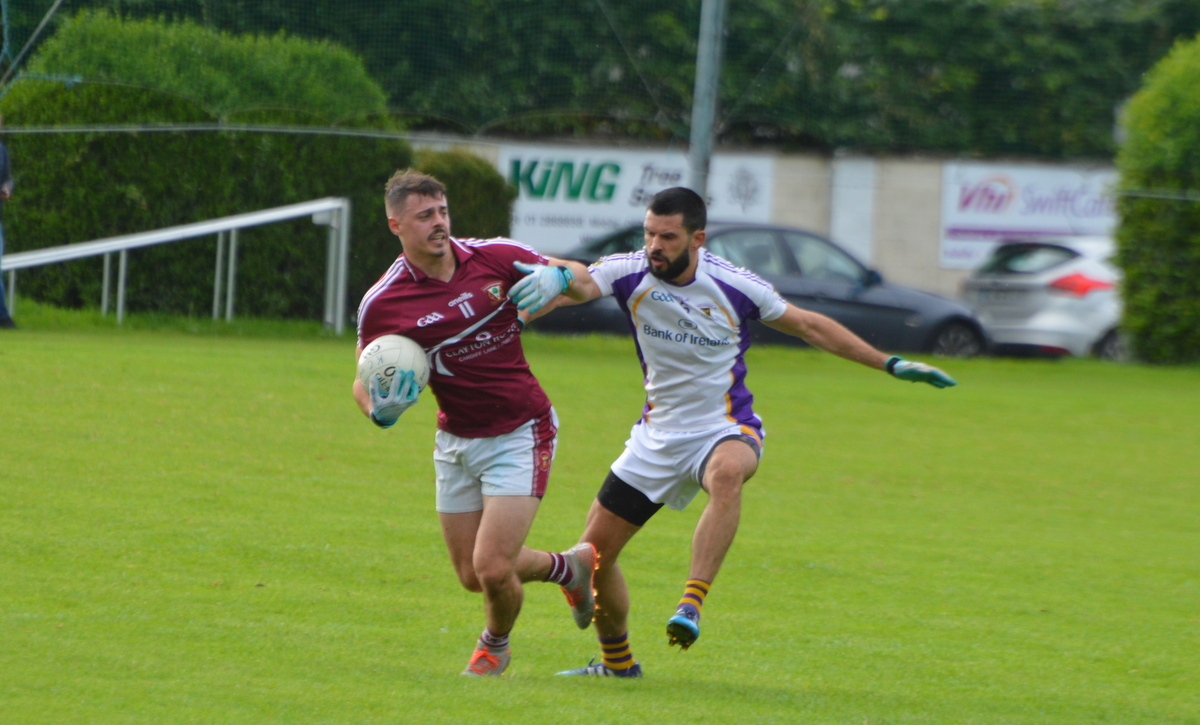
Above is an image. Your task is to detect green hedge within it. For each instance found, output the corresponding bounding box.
[1,13,522,320]
[1115,34,1200,363]
[27,10,390,122]
[3,81,412,319]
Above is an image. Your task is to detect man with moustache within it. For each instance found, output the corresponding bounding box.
[513,186,956,677]
[353,170,602,676]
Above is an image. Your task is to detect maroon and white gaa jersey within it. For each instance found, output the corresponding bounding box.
[357,237,552,438]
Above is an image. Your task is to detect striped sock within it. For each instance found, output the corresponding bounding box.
[545,552,572,586]
[480,628,510,652]
[600,632,635,673]
[678,579,711,616]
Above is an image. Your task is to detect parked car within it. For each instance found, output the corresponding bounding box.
[960,236,1126,360]
[530,222,987,357]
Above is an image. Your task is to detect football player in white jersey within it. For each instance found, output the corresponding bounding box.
[514,187,955,677]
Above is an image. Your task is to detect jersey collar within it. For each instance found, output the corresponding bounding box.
[400,237,475,281]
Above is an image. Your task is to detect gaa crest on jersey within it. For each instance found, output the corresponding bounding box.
[484,282,505,304]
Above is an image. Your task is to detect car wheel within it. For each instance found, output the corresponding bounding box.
[1094,330,1130,362]
[929,321,984,358]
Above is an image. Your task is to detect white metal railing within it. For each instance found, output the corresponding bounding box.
[1,197,352,334]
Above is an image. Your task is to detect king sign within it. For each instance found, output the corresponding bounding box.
[498,144,774,255]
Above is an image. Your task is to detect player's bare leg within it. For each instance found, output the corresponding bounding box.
[668,439,760,650]
[440,507,576,592]
[557,499,644,677]
[472,495,541,633]
[441,512,595,630]
[440,496,540,675]
[440,509,485,592]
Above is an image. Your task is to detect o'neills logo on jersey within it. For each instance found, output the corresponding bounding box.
[483,282,505,304]
[448,292,475,306]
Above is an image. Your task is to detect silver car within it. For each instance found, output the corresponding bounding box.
[962,237,1126,360]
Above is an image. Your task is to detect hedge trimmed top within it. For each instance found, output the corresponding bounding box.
[25,10,391,125]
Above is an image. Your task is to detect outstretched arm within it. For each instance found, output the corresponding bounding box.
[546,257,602,304]
[509,256,602,314]
[764,303,889,369]
[763,303,956,388]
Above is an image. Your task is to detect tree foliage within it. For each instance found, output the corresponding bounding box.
[8,0,1196,157]
[1115,33,1200,363]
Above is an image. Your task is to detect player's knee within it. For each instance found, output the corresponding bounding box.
[472,556,516,592]
[704,465,746,500]
[454,566,483,592]
[459,576,483,593]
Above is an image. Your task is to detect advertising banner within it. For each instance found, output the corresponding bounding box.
[940,162,1118,269]
[497,144,774,255]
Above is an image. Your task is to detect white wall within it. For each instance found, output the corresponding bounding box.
[829,155,877,264]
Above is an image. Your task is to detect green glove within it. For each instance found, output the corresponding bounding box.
[368,369,420,428]
[509,262,574,314]
[886,356,957,389]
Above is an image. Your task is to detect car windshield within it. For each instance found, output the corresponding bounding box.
[585,227,644,257]
[979,244,1079,274]
[783,231,866,284]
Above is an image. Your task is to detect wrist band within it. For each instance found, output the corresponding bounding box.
[558,265,575,291]
[885,356,901,375]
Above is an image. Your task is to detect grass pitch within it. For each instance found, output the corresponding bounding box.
[1,306,1197,724]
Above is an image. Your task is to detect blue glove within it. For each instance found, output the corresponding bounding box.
[368,369,420,428]
[509,261,574,314]
[886,356,957,389]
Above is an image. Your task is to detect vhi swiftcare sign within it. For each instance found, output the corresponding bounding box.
[940,162,1117,269]
[499,144,774,254]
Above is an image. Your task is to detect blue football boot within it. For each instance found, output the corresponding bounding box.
[666,605,700,650]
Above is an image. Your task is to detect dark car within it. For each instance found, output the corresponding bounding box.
[530,222,986,356]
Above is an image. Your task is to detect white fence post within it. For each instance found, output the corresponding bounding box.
[322,216,337,328]
[101,253,111,316]
[336,199,351,336]
[225,228,238,322]
[212,231,225,320]
[116,249,128,325]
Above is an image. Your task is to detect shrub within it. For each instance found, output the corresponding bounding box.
[1115,34,1200,363]
[1,13,415,320]
[27,10,390,122]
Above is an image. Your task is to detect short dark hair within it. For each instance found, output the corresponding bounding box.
[385,169,446,212]
[648,186,707,233]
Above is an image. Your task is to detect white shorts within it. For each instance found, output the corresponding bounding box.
[433,408,559,514]
[610,421,763,511]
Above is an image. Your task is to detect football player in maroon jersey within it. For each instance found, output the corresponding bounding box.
[353,171,598,676]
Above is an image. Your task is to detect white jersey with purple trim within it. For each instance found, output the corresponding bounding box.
[588,248,788,431]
